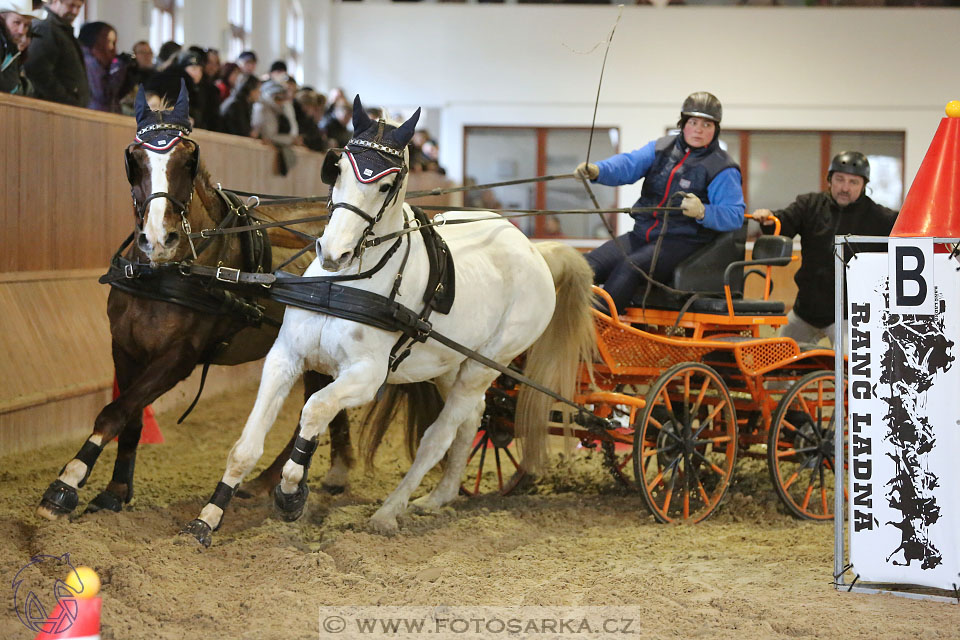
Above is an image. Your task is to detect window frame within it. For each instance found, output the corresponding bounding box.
[463,124,620,241]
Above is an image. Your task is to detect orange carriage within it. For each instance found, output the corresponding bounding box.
[465,223,844,524]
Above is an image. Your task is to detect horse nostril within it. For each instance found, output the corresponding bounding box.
[336,251,351,266]
[163,231,180,247]
[137,235,151,251]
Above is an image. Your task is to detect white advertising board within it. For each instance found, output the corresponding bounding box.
[847,250,960,589]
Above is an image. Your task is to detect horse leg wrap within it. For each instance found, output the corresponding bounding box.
[209,481,236,514]
[111,455,137,503]
[58,440,103,489]
[290,435,318,470]
[39,480,79,517]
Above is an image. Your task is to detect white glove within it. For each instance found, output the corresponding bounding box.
[681,193,705,220]
[575,162,599,180]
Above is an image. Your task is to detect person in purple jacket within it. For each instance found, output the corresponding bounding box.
[576,91,745,313]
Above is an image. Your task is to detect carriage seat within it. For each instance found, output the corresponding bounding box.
[630,227,793,316]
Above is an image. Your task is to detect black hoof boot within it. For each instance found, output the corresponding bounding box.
[37,480,79,520]
[273,482,309,522]
[321,483,346,495]
[181,519,213,548]
[85,490,124,514]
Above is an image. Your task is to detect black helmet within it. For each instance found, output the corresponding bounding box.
[681,91,722,123]
[828,151,870,182]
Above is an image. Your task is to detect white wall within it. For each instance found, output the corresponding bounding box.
[84,2,960,207]
[328,4,960,205]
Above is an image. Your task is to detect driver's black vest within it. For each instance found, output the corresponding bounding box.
[633,134,738,242]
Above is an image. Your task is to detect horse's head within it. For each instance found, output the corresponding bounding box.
[318,95,420,271]
[125,82,201,264]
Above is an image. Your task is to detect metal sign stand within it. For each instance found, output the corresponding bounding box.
[833,234,960,604]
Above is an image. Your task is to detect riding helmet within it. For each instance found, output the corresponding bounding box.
[681,92,722,124]
[828,151,870,182]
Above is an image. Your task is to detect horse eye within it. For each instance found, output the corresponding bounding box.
[379,182,392,193]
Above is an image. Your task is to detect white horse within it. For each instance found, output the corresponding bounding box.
[185,97,595,541]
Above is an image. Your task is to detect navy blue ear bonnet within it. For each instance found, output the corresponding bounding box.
[323,95,421,186]
[133,80,193,153]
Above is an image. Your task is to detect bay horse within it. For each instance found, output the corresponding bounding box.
[36,84,357,520]
[183,96,596,543]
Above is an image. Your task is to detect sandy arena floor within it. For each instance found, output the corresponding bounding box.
[1,382,957,639]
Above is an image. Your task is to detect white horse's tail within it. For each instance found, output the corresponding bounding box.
[515,242,597,472]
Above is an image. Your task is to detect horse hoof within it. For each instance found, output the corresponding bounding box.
[180,519,213,548]
[85,491,124,514]
[235,477,272,500]
[38,480,78,520]
[273,482,309,522]
[368,515,399,537]
[321,483,346,495]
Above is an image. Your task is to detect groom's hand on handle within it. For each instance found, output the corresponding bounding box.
[751,209,776,225]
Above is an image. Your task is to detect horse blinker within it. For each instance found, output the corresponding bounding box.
[322,150,341,186]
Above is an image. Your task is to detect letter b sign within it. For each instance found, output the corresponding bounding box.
[889,238,934,315]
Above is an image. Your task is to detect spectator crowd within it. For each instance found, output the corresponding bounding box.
[0,0,445,175]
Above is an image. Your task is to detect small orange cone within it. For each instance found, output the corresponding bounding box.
[111,376,164,444]
[33,597,101,640]
[891,101,960,238]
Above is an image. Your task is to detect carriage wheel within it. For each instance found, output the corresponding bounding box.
[459,417,525,497]
[767,370,845,521]
[633,363,738,524]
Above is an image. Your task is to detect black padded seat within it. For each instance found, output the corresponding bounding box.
[630,225,747,310]
[626,227,791,316]
[685,297,785,315]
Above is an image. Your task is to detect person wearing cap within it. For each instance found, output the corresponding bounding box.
[752,151,898,345]
[145,48,205,125]
[0,0,39,94]
[253,79,300,174]
[237,50,257,76]
[1,0,40,51]
[23,0,89,106]
[576,91,745,313]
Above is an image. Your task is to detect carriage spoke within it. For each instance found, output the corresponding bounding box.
[690,377,711,417]
[693,435,733,447]
[774,445,819,459]
[696,477,710,504]
[472,438,489,495]
[493,446,504,491]
[691,449,726,477]
[782,470,800,491]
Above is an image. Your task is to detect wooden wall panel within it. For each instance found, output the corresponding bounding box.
[0,93,327,273]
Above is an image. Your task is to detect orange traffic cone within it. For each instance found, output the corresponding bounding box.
[33,597,101,640]
[112,376,164,444]
[891,101,960,238]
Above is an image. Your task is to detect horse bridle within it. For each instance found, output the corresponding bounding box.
[322,142,408,261]
[126,126,201,258]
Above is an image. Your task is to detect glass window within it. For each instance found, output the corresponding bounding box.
[149,3,174,55]
[544,129,617,240]
[227,0,251,62]
[464,127,619,240]
[464,129,538,236]
[747,132,823,212]
[286,0,304,84]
